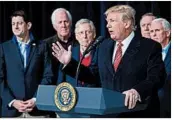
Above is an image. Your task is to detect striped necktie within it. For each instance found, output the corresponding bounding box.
[113,42,123,71]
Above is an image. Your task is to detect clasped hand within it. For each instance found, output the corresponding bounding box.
[12,99,35,113]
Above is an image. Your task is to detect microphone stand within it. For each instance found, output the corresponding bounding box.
[75,41,95,86]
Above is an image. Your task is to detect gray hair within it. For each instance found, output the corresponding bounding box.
[75,18,96,37]
[152,18,171,31]
[51,8,72,25]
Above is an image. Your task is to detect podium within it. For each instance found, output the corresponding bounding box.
[36,85,148,118]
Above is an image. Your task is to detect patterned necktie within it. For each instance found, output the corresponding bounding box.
[113,42,123,71]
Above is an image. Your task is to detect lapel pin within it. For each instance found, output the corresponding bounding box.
[32,43,36,46]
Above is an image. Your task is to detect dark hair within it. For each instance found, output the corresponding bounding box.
[11,10,30,23]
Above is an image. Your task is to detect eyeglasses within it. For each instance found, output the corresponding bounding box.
[77,30,93,36]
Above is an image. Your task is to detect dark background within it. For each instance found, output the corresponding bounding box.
[0,1,171,42]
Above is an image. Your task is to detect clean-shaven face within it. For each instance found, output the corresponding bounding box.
[76,23,94,48]
[150,21,168,44]
[11,16,28,38]
[106,12,125,41]
[140,16,155,38]
[54,11,71,39]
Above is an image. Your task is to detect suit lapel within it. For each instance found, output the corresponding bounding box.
[11,39,24,71]
[72,45,80,61]
[25,42,37,73]
[164,45,171,71]
[104,39,115,75]
[116,35,140,73]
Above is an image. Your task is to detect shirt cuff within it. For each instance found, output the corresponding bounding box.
[8,99,16,107]
[32,98,36,102]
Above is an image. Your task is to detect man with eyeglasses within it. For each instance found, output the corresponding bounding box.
[53,18,100,87]
[51,5,166,117]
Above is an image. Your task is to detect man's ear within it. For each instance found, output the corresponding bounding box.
[27,22,32,30]
[75,33,80,42]
[166,30,171,38]
[124,20,131,29]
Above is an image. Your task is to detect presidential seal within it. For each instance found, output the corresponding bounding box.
[54,82,77,111]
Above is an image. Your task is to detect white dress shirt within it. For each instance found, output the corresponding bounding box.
[112,31,135,63]
[8,39,36,108]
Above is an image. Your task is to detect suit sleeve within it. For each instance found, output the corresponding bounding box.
[0,44,15,107]
[133,43,166,100]
[40,42,54,85]
[63,47,100,85]
[0,44,3,93]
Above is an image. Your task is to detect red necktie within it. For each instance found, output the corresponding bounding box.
[114,42,123,71]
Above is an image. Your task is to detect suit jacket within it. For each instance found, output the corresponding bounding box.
[57,44,100,87]
[43,34,77,85]
[0,34,53,117]
[160,44,171,117]
[64,33,166,117]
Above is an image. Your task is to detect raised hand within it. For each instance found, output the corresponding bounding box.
[52,41,72,65]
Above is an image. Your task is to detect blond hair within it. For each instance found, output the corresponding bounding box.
[105,5,136,30]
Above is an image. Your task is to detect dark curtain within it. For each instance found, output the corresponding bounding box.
[0,1,171,42]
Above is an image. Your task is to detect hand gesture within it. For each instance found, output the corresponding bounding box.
[52,41,72,65]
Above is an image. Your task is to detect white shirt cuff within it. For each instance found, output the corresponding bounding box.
[32,98,36,102]
[8,99,16,107]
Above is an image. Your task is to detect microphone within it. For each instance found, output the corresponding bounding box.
[83,36,104,55]
[75,36,104,86]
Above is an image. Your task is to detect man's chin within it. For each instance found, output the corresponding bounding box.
[110,35,116,40]
[61,33,69,37]
[14,33,23,37]
[143,34,150,38]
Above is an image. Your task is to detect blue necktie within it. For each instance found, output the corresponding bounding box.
[21,44,29,68]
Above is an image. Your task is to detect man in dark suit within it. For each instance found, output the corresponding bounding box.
[140,13,156,39]
[0,10,53,117]
[56,18,100,87]
[52,5,166,117]
[150,18,171,117]
[44,8,77,85]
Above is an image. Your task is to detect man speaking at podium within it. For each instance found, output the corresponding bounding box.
[52,5,166,118]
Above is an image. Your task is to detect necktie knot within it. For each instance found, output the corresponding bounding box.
[117,42,123,47]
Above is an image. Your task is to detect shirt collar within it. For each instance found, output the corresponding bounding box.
[17,39,30,46]
[117,31,135,47]
[162,42,171,53]
[12,32,34,45]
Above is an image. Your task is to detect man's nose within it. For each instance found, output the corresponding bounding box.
[106,22,111,28]
[82,32,88,38]
[61,22,66,27]
[151,32,156,37]
[144,25,149,31]
[15,23,19,29]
